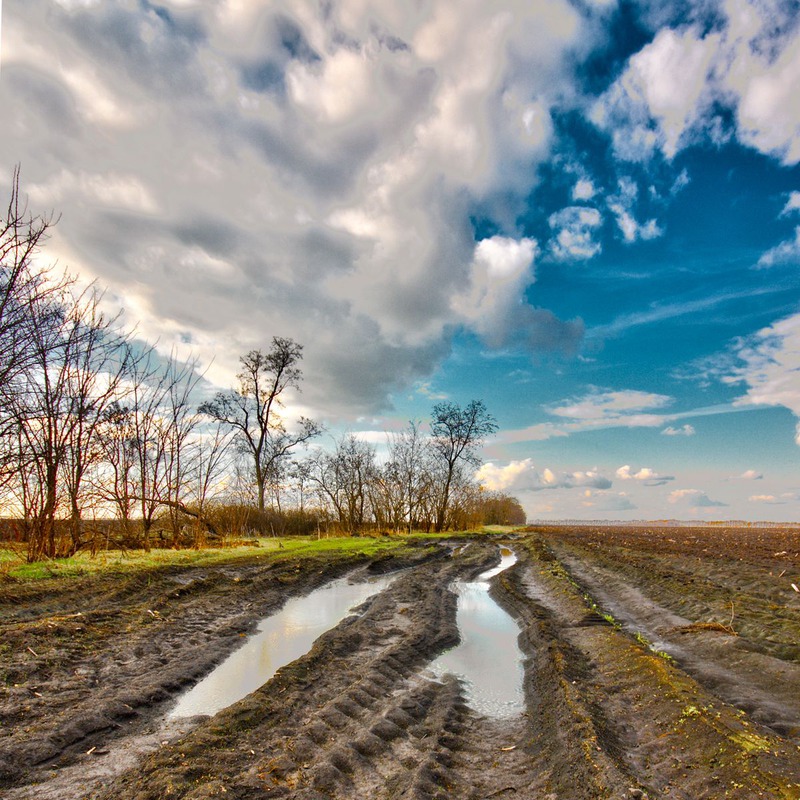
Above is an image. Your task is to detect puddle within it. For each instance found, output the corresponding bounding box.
[169,572,397,718]
[429,548,525,719]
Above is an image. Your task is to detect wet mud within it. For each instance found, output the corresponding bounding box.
[2,527,800,799]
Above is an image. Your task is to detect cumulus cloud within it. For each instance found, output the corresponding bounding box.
[606,178,663,243]
[616,465,674,486]
[591,26,719,161]
[661,424,695,436]
[476,458,611,492]
[669,488,727,509]
[548,206,603,260]
[592,1,800,165]
[452,236,583,353]
[757,227,800,269]
[0,0,599,418]
[738,469,763,481]
[725,313,800,444]
[780,192,800,217]
[748,494,784,504]
[572,178,597,201]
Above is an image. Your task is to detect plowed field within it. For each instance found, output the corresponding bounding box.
[2,527,800,799]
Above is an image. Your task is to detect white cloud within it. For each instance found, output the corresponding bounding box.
[670,169,690,195]
[726,313,800,443]
[616,465,674,486]
[414,382,448,401]
[780,192,800,217]
[749,494,783,504]
[548,388,672,420]
[757,227,800,269]
[28,170,159,214]
[591,26,719,161]
[592,1,800,165]
[476,459,611,492]
[453,235,583,353]
[496,388,682,444]
[732,12,800,164]
[738,469,763,481]
[0,0,601,417]
[669,488,727,509]
[548,206,603,260]
[452,236,537,345]
[571,178,596,201]
[661,424,695,436]
[606,178,663,243]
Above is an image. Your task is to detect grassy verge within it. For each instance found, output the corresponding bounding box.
[0,527,513,584]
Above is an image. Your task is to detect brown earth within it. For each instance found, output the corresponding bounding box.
[2,526,800,799]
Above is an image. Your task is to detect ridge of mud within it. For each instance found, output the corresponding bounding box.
[92,544,497,800]
[0,544,444,791]
[549,541,800,743]
[504,535,800,799]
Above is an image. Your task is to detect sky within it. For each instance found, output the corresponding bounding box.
[2,0,800,522]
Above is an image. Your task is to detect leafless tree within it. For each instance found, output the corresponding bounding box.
[96,401,138,535]
[308,434,376,535]
[189,422,235,520]
[0,167,71,490]
[430,400,497,532]
[385,420,434,533]
[199,338,320,513]
[287,459,313,514]
[60,292,131,553]
[117,349,208,548]
[8,280,128,559]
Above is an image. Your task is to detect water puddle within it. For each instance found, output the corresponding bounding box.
[169,571,396,718]
[429,548,525,719]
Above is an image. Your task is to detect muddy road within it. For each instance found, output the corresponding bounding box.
[2,528,800,799]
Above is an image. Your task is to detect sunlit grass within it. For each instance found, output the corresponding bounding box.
[0,526,515,584]
[0,537,395,583]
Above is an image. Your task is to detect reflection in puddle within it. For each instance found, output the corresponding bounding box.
[429,548,524,719]
[170,572,396,718]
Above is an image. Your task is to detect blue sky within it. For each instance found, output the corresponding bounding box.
[2,0,800,520]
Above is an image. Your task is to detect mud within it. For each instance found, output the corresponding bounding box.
[2,527,800,799]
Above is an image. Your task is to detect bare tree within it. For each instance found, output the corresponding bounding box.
[189,423,235,522]
[386,420,434,533]
[0,167,71,489]
[8,280,127,559]
[96,401,138,536]
[60,291,131,553]
[199,338,320,513]
[117,349,209,548]
[0,167,59,387]
[430,400,497,532]
[308,434,376,535]
[160,355,205,541]
[287,459,313,514]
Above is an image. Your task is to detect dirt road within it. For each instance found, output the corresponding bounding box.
[2,528,800,799]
